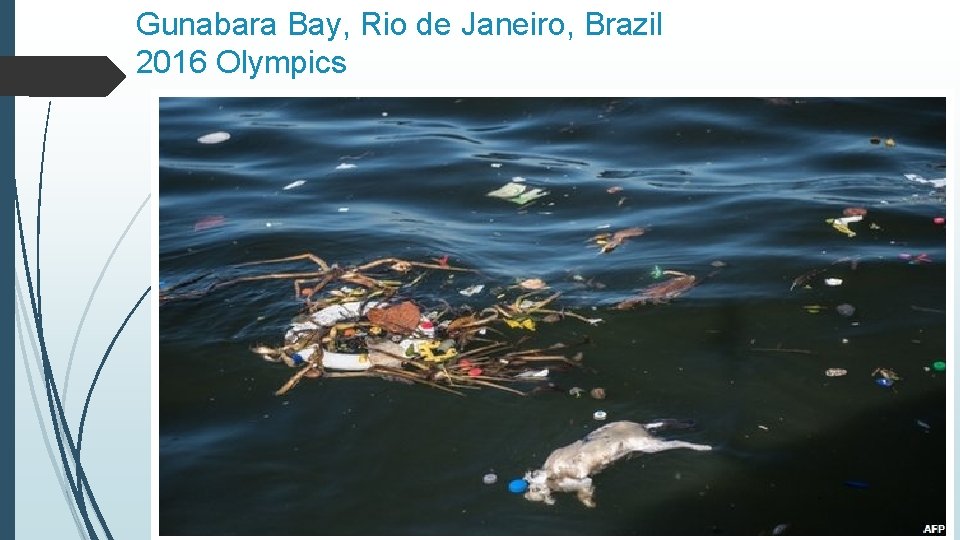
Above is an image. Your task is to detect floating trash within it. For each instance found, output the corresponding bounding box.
[883,138,896,148]
[507,478,528,493]
[483,473,498,485]
[836,303,856,317]
[460,284,485,297]
[335,163,356,170]
[197,131,230,144]
[650,265,663,279]
[606,186,624,194]
[593,410,608,421]
[824,368,847,377]
[511,188,549,205]
[772,524,790,536]
[826,215,862,237]
[337,207,350,213]
[933,216,945,225]
[519,278,547,290]
[904,173,946,188]
[875,377,894,387]
[824,278,843,286]
[162,253,598,396]
[870,368,900,386]
[194,215,225,231]
[490,163,503,168]
[487,182,548,205]
[900,253,932,265]
[916,420,931,431]
[843,207,868,217]
[932,361,946,372]
[590,387,606,400]
[282,180,306,190]
[569,386,584,397]
[591,227,646,254]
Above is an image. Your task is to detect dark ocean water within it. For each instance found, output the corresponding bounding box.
[159,98,947,535]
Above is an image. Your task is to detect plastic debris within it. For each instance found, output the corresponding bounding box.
[569,386,584,397]
[836,303,856,317]
[507,479,528,493]
[591,227,646,254]
[197,131,230,144]
[590,387,606,400]
[483,473,498,485]
[490,163,503,168]
[282,180,306,190]
[593,410,608,421]
[824,278,843,286]
[460,284,485,297]
[883,138,896,147]
[875,377,894,387]
[916,420,931,431]
[826,215,862,237]
[606,186,624,194]
[869,136,881,145]
[510,188,549,205]
[824,368,847,377]
[900,253,932,265]
[872,367,900,382]
[487,182,525,198]
[487,182,549,205]
[194,215,225,231]
[517,369,550,379]
[504,318,536,331]
[932,361,946,372]
[337,207,350,213]
[650,265,663,279]
[519,278,547,290]
[710,260,728,268]
[843,207,868,217]
[904,174,946,188]
[933,216,945,225]
[335,163,356,170]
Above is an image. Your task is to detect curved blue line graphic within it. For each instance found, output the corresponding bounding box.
[63,195,151,403]
[77,287,151,453]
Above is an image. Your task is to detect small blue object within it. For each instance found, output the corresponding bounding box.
[507,479,528,493]
[291,353,305,366]
[875,377,894,387]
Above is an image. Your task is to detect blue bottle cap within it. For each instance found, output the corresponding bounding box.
[875,377,894,387]
[291,353,305,366]
[507,479,528,493]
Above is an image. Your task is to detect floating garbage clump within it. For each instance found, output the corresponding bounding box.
[161,253,601,396]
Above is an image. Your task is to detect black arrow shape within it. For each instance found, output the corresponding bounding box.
[0,56,125,97]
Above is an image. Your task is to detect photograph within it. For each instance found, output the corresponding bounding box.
[159,97,946,535]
